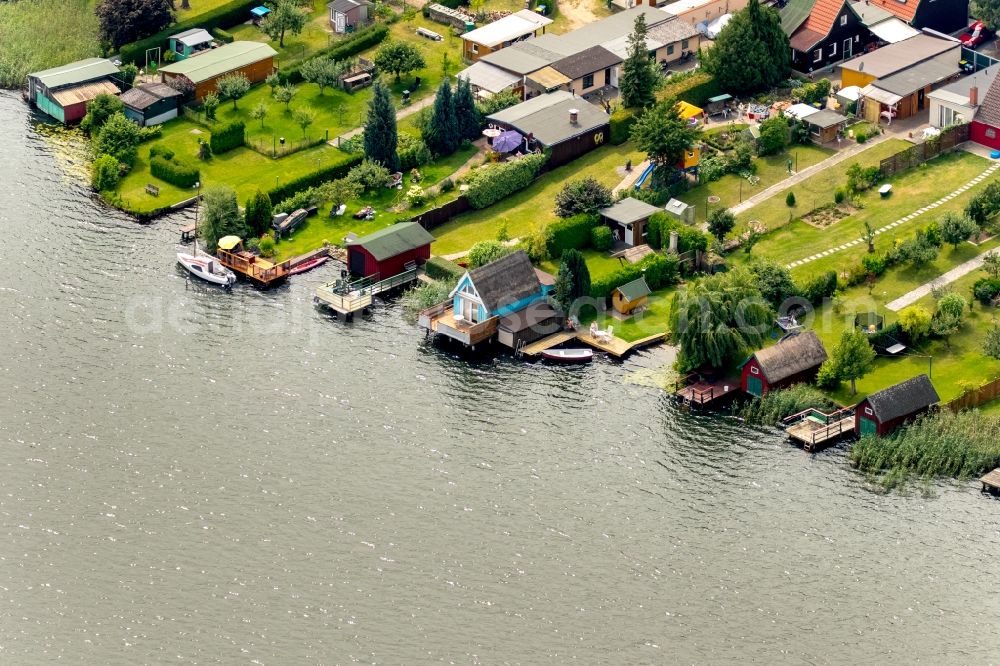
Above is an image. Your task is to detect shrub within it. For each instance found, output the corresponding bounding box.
[974,277,1000,304]
[647,212,708,253]
[402,280,454,315]
[148,143,174,160]
[258,235,276,258]
[349,158,391,190]
[757,115,789,156]
[855,131,867,144]
[150,154,200,188]
[609,107,639,145]
[138,125,162,142]
[546,214,596,258]
[397,133,432,171]
[861,252,888,276]
[266,153,364,204]
[846,163,881,194]
[554,178,613,218]
[699,154,726,182]
[212,27,235,43]
[966,181,1000,226]
[464,153,546,209]
[739,384,837,425]
[655,69,720,107]
[800,270,837,304]
[406,185,426,206]
[785,191,796,207]
[273,187,318,214]
[424,256,465,281]
[96,112,141,165]
[468,240,513,268]
[898,305,932,340]
[590,253,679,298]
[91,154,120,191]
[591,225,613,251]
[119,0,262,64]
[209,120,245,154]
[439,177,454,193]
[474,90,520,117]
[834,187,846,204]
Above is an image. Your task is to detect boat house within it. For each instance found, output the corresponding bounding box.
[159,41,277,101]
[854,374,939,436]
[120,82,182,126]
[419,251,560,350]
[740,331,828,397]
[27,58,121,124]
[346,222,434,278]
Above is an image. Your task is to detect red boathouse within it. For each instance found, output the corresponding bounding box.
[346,222,434,278]
[854,374,939,437]
[740,331,828,397]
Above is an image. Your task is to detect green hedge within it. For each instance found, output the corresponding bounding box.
[119,0,259,65]
[546,214,595,258]
[266,153,364,203]
[280,25,390,84]
[425,255,466,281]
[209,120,246,154]
[656,70,720,107]
[212,28,235,44]
[646,212,708,253]
[150,154,200,188]
[591,225,613,251]
[590,254,680,299]
[609,107,638,145]
[464,153,547,209]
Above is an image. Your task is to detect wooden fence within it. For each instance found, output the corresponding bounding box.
[879,123,970,178]
[412,195,472,231]
[945,375,1000,412]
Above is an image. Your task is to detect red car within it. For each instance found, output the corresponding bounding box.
[960,20,993,49]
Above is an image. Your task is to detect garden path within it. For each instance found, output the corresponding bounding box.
[885,249,995,312]
[612,159,651,195]
[785,160,1000,270]
[328,94,436,145]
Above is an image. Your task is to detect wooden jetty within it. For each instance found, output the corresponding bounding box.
[783,407,854,452]
[180,223,196,242]
[216,238,291,287]
[314,266,418,318]
[980,468,1000,493]
[519,331,577,357]
[674,375,741,407]
[519,330,667,359]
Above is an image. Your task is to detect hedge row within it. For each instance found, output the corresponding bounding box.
[424,256,465,281]
[464,153,547,209]
[212,28,235,44]
[646,212,708,253]
[590,254,680,299]
[265,153,364,204]
[119,0,259,65]
[280,25,390,85]
[547,214,595,258]
[656,70,720,107]
[609,107,638,145]
[210,120,246,154]
[150,151,200,188]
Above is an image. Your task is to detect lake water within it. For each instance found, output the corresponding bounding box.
[2,91,1000,664]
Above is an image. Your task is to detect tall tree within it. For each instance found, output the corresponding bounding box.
[828,329,875,395]
[453,75,480,142]
[558,249,591,310]
[363,79,399,170]
[260,0,308,48]
[95,111,141,164]
[244,189,273,236]
[619,14,659,109]
[200,186,248,252]
[216,73,250,109]
[630,97,702,168]
[701,0,790,95]
[80,93,124,134]
[95,0,174,49]
[423,79,458,157]
[373,41,426,82]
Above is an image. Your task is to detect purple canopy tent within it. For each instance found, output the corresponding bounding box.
[492,129,524,153]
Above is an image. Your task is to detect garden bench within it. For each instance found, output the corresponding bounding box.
[146,184,160,196]
[416,27,443,41]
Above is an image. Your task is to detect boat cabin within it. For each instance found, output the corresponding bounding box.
[855,374,939,436]
[740,330,828,397]
[346,222,434,278]
[611,277,651,317]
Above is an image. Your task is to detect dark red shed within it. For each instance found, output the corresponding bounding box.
[346,222,434,278]
[855,374,939,437]
[740,331,828,397]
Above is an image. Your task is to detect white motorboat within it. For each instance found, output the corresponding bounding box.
[177,250,236,287]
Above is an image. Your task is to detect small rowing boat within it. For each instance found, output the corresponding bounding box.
[541,348,593,363]
[290,255,329,275]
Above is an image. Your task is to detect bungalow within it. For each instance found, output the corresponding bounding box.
[645,18,701,68]
[419,251,560,349]
[740,331,828,397]
[327,0,372,34]
[486,91,609,168]
[168,28,215,60]
[970,70,1000,150]
[855,374,939,436]
[456,60,523,99]
[855,0,969,36]
[346,222,433,278]
[462,10,552,62]
[26,58,120,124]
[928,64,999,128]
[549,46,622,98]
[120,82,183,126]
[159,41,277,101]
[599,197,662,247]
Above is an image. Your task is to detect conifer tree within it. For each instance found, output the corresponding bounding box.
[363,79,399,171]
[423,79,458,157]
[453,76,480,142]
[619,14,659,109]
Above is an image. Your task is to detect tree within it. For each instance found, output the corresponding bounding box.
[96,112,141,165]
[119,63,139,88]
[899,305,932,341]
[899,233,939,267]
[757,114,788,156]
[244,189,273,236]
[670,269,773,369]
[265,72,281,94]
[274,85,297,110]
[701,0,790,95]
[932,292,967,347]
[554,178,613,218]
[293,108,314,138]
[373,41,426,82]
[468,240,512,268]
[202,92,220,120]
[829,329,875,395]
[985,323,1000,360]
[423,79,458,156]
[91,154,120,191]
[217,73,250,109]
[619,13,659,109]
[200,186,248,252]
[940,212,979,248]
[315,176,363,208]
[707,208,736,242]
[80,93,124,134]
[748,258,798,308]
[363,79,399,170]
[250,102,268,128]
[96,0,173,48]
[300,57,340,94]
[985,251,1000,278]
[630,97,702,168]
[453,75,480,142]
[557,249,591,311]
[260,0,308,47]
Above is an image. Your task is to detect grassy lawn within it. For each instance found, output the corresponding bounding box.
[432,142,646,255]
[539,248,623,281]
[229,0,340,69]
[577,287,675,342]
[676,143,834,224]
[175,0,236,20]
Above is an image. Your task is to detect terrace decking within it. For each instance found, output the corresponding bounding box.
[674,376,741,407]
[519,330,667,359]
[419,302,500,347]
[315,267,419,318]
[980,468,1000,493]
[783,407,854,452]
[216,248,290,287]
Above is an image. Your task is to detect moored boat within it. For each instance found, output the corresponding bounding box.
[289,255,329,275]
[541,348,594,363]
[177,251,237,287]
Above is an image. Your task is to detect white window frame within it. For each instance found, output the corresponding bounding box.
[750,366,760,375]
[471,43,479,54]
[865,407,873,416]
[829,42,837,57]
[840,14,847,26]
[814,48,823,63]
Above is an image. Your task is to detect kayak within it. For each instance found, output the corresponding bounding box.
[290,256,329,275]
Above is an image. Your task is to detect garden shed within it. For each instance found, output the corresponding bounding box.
[27,58,120,124]
[346,222,434,278]
[168,28,215,60]
[599,197,661,246]
[327,0,372,34]
[159,41,277,101]
[854,374,939,436]
[804,109,849,142]
[740,330,828,397]
[120,82,182,126]
[611,277,651,316]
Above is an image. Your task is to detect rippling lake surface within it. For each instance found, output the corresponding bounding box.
[2,91,1000,664]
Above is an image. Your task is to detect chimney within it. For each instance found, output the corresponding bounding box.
[971,86,979,106]
[569,108,579,124]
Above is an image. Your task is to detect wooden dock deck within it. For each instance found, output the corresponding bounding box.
[521,330,667,359]
[674,377,741,407]
[783,408,854,452]
[520,332,577,356]
[315,267,418,318]
[981,468,1000,493]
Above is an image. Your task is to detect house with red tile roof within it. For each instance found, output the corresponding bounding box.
[787,0,875,71]
[859,0,968,35]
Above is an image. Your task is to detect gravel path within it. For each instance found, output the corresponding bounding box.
[886,249,994,311]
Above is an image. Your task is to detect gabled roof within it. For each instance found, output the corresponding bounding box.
[120,82,182,110]
[556,6,671,52]
[551,46,621,80]
[328,0,372,12]
[791,0,851,50]
[457,60,521,94]
[862,374,939,422]
[465,251,541,313]
[751,331,828,383]
[462,10,552,48]
[29,58,119,90]
[975,68,1000,128]
[839,33,959,79]
[600,197,662,225]
[780,0,818,35]
[931,64,1000,107]
[159,41,277,84]
[347,222,433,261]
[646,17,700,44]
[171,28,214,47]
[51,80,119,106]
[614,277,651,302]
[481,40,565,75]
[805,109,849,128]
[486,90,609,147]
[863,0,920,23]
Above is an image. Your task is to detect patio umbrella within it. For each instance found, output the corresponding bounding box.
[492,129,524,153]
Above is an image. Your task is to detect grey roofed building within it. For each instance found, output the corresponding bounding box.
[600,197,662,225]
[839,34,959,79]
[646,17,700,45]
[551,46,622,80]
[29,57,119,90]
[554,6,670,53]
[120,82,182,110]
[804,109,849,128]
[873,58,960,96]
[466,251,542,313]
[752,331,828,383]
[170,28,214,47]
[601,34,665,60]
[863,374,939,422]
[481,40,566,75]
[486,90,609,147]
[328,0,371,11]
[931,64,1000,106]
[456,60,522,94]
[848,0,893,26]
